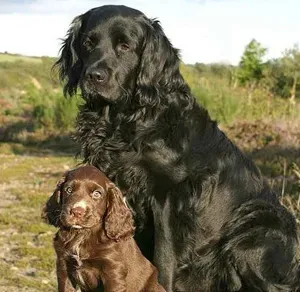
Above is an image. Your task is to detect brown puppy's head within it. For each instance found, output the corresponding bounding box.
[42,165,135,241]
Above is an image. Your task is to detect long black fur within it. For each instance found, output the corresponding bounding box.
[54,5,300,291]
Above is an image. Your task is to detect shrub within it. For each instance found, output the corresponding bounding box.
[55,96,81,131]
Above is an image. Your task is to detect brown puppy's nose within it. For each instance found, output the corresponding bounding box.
[70,206,85,218]
[87,68,108,83]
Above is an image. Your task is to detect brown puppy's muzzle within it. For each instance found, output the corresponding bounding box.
[70,206,86,218]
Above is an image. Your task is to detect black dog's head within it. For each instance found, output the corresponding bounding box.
[55,5,183,106]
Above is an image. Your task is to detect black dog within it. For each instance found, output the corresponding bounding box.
[55,5,300,291]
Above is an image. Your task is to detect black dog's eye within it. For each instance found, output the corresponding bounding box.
[65,186,72,194]
[119,43,130,51]
[116,39,130,53]
[82,38,93,50]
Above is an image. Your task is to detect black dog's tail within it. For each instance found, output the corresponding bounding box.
[176,200,300,292]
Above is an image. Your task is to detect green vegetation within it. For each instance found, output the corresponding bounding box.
[237,39,267,91]
[0,54,81,151]
[1,46,299,140]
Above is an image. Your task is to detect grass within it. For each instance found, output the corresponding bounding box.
[0,148,78,291]
[184,70,300,125]
[0,53,42,63]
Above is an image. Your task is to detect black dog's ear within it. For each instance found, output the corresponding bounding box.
[136,19,185,107]
[54,14,83,96]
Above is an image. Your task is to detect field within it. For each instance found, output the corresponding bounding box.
[0,53,42,64]
[0,53,299,291]
[0,143,78,291]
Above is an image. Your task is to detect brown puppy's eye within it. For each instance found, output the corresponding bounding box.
[92,190,103,199]
[65,186,72,194]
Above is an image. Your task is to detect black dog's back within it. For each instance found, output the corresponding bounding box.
[175,198,299,291]
[172,112,300,291]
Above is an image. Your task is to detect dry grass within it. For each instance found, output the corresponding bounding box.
[0,147,78,291]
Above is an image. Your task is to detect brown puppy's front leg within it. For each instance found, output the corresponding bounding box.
[100,258,127,292]
[56,257,76,292]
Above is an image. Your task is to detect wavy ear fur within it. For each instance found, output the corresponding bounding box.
[136,18,186,107]
[41,177,66,227]
[54,15,83,96]
[104,183,135,241]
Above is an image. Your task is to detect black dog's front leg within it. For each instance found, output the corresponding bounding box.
[152,196,176,292]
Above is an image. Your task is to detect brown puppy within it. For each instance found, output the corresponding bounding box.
[42,165,165,292]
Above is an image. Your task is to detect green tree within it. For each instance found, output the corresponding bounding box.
[282,44,300,104]
[238,39,267,103]
[261,59,292,99]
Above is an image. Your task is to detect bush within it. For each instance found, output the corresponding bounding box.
[55,96,81,131]
[33,103,56,129]
[26,88,80,131]
[193,86,240,124]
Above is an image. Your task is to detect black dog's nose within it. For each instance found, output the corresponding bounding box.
[87,68,108,83]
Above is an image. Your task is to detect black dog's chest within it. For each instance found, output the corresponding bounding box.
[82,114,135,170]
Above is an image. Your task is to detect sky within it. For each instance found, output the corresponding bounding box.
[0,0,299,65]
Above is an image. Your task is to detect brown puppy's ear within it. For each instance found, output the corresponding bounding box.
[104,183,135,241]
[41,177,66,227]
